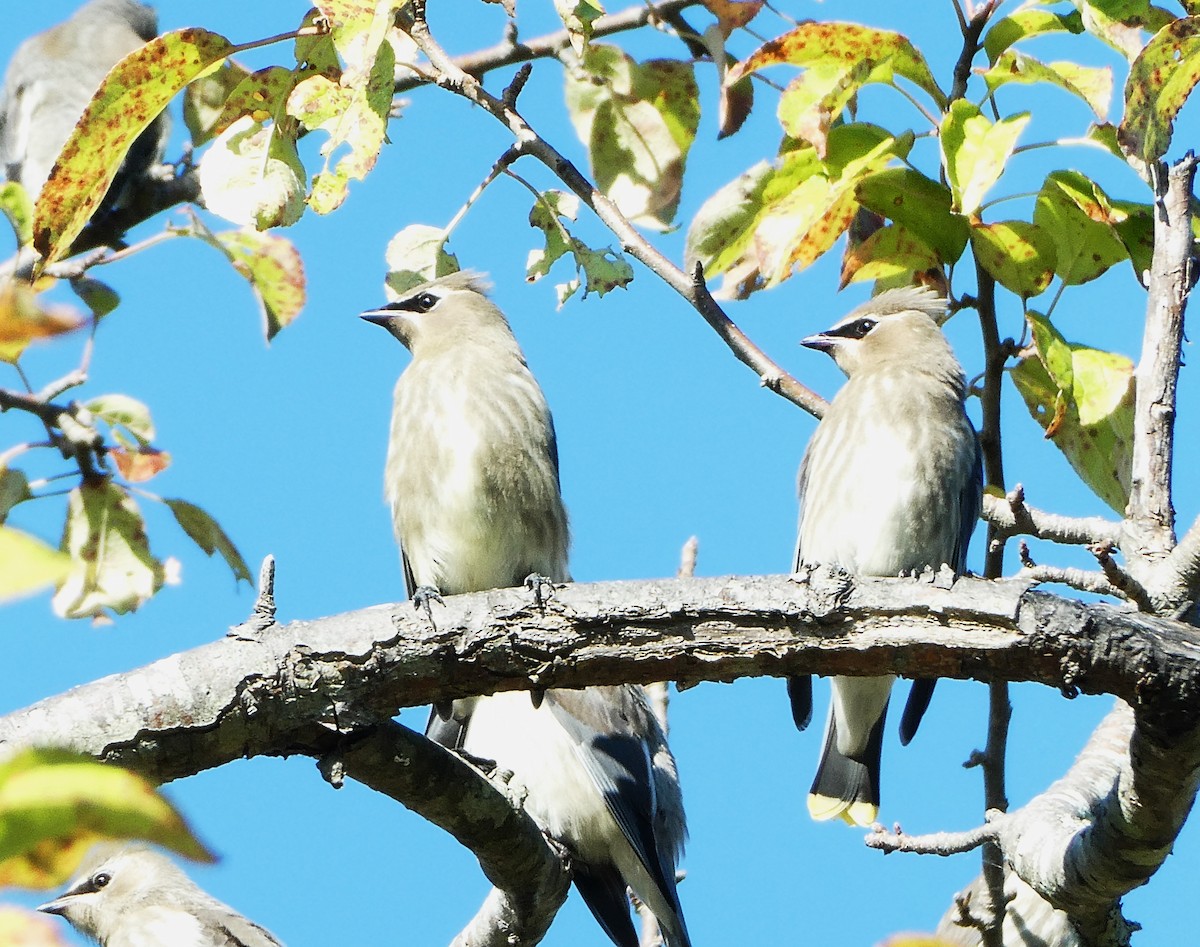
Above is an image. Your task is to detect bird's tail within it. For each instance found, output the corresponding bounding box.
[807,711,885,827]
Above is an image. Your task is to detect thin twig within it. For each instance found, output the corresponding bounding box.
[1089,540,1154,612]
[982,485,1122,548]
[866,818,1001,856]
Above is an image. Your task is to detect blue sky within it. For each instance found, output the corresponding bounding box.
[3,2,1199,945]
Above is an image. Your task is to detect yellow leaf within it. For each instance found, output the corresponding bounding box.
[0,527,71,605]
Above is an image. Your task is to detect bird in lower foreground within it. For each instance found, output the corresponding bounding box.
[362,270,691,947]
[38,843,284,947]
[788,285,982,826]
[0,0,167,212]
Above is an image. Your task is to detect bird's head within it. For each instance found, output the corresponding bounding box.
[801,285,952,378]
[360,270,510,358]
[37,844,184,938]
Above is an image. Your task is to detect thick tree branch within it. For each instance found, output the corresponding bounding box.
[394,0,707,94]
[1124,157,1195,584]
[398,1,826,418]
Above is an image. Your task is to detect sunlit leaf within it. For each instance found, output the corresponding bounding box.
[0,527,71,605]
[0,749,212,890]
[981,51,1112,119]
[198,116,307,230]
[970,220,1056,298]
[555,0,604,54]
[1079,0,1175,60]
[726,21,947,109]
[70,278,120,320]
[704,0,764,37]
[164,498,251,585]
[208,229,307,340]
[0,284,85,363]
[384,225,460,298]
[289,4,397,214]
[565,46,699,230]
[53,483,163,621]
[34,28,237,269]
[940,100,1030,217]
[983,8,1084,63]
[1119,16,1200,163]
[183,59,254,147]
[527,190,634,305]
[0,181,34,247]
[186,65,299,148]
[777,60,878,156]
[1109,197,1156,279]
[1032,171,1128,285]
[85,394,155,445]
[110,447,171,483]
[839,223,939,288]
[856,168,969,263]
[1011,323,1134,512]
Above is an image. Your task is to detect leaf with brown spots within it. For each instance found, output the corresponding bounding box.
[839,223,939,289]
[33,29,237,270]
[970,220,1056,298]
[190,227,306,341]
[725,21,947,110]
[1032,170,1128,285]
[703,0,764,38]
[981,50,1112,120]
[983,8,1084,63]
[1119,16,1200,163]
[855,168,969,263]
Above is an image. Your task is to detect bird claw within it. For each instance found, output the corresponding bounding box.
[412,585,445,624]
[524,572,555,607]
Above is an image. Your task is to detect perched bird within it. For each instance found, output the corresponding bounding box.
[0,0,166,211]
[362,271,691,947]
[38,842,285,946]
[789,285,982,826]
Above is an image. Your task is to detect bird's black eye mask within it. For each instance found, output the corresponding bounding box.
[71,871,112,896]
[826,317,877,340]
[382,291,442,314]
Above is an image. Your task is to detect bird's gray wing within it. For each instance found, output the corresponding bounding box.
[571,863,640,947]
[400,546,417,600]
[194,906,284,947]
[789,451,814,730]
[544,690,685,927]
[899,422,983,746]
[425,702,471,748]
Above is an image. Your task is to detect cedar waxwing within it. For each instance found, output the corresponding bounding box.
[38,843,285,946]
[789,286,982,826]
[0,0,166,212]
[362,271,691,947]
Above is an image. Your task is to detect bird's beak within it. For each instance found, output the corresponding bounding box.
[360,311,391,327]
[36,896,70,916]
[800,332,836,352]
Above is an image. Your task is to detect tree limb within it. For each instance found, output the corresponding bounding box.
[982,487,1121,549]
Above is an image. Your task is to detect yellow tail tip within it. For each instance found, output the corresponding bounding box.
[807,792,878,827]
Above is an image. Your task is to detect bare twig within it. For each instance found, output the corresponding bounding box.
[866,818,1001,856]
[1089,540,1154,613]
[393,0,707,95]
[982,486,1122,548]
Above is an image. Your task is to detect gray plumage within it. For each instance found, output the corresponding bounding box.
[0,0,166,209]
[38,843,284,947]
[790,285,982,826]
[362,272,690,947]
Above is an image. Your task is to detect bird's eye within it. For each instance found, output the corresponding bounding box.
[92,872,111,889]
[847,318,877,339]
[413,292,438,312]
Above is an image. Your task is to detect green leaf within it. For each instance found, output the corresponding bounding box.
[212,229,307,340]
[0,749,212,890]
[183,59,253,147]
[287,5,397,215]
[385,225,460,298]
[970,220,1057,298]
[941,100,1030,217]
[776,59,890,155]
[555,0,604,54]
[1109,198,1156,278]
[53,482,164,621]
[0,181,34,247]
[565,47,699,230]
[1119,16,1200,163]
[1079,0,1176,60]
[0,527,71,604]
[527,191,634,305]
[0,468,31,523]
[1032,171,1129,285]
[198,116,307,230]
[981,51,1112,119]
[839,223,939,288]
[34,28,237,269]
[186,65,299,149]
[983,8,1084,63]
[70,278,121,320]
[725,20,947,109]
[164,499,251,585]
[855,167,970,263]
[1011,331,1134,512]
[85,394,156,445]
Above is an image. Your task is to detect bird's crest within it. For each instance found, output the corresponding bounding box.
[848,285,947,324]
